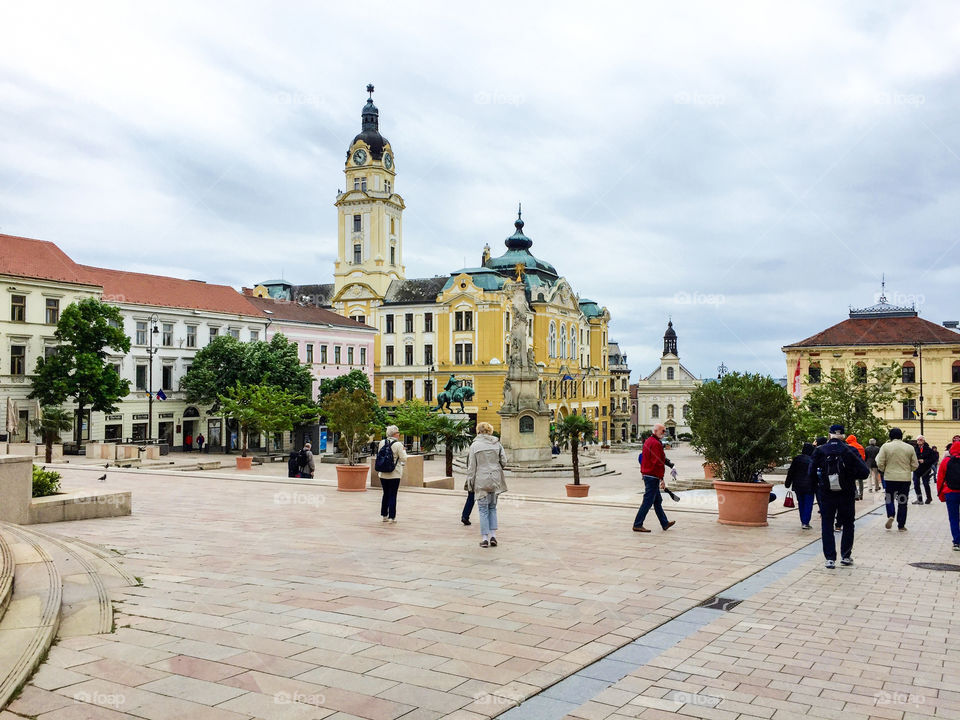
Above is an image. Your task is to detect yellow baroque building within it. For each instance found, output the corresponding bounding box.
[783,293,960,449]
[284,87,615,438]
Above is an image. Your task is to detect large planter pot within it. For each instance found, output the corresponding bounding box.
[714,480,772,527]
[236,456,253,470]
[565,483,590,498]
[703,462,720,480]
[336,464,369,492]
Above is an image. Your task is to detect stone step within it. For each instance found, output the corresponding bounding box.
[0,525,61,710]
[41,533,139,589]
[0,530,12,619]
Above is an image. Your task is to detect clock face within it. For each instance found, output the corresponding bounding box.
[383,153,393,170]
[352,149,367,166]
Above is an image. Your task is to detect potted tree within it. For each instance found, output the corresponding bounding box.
[424,415,474,478]
[30,406,73,464]
[687,372,794,526]
[555,414,595,497]
[219,382,313,469]
[321,387,379,491]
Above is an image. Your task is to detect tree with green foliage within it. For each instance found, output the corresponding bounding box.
[321,388,379,465]
[318,368,387,429]
[218,382,316,457]
[554,413,596,485]
[29,298,131,446]
[30,406,73,463]
[391,399,436,452]
[794,362,901,445]
[687,372,794,482]
[423,415,474,477]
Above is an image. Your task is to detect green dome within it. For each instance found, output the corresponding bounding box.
[483,209,558,284]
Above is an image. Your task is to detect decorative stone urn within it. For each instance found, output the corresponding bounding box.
[336,464,369,492]
[714,479,772,527]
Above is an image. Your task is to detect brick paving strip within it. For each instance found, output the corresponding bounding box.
[4,467,955,720]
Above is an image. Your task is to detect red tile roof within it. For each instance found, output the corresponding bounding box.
[786,316,960,348]
[245,296,373,330]
[0,233,100,286]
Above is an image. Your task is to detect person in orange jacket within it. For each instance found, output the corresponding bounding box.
[935,435,960,551]
[846,435,866,500]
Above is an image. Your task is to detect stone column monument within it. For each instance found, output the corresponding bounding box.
[498,275,552,463]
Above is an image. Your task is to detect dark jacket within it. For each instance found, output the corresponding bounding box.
[785,443,816,494]
[915,443,936,477]
[809,437,870,493]
[640,435,674,479]
[287,452,300,478]
[864,444,880,468]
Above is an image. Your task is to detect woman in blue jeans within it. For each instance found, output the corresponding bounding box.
[465,422,507,548]
[785,442,817,529]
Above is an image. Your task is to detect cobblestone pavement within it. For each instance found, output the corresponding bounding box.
[5,463,957,720]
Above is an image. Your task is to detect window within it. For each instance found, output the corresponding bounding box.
[162,323,173,347]
[320,345,328,363]
[386,315,394,334]
[385,180,391,194]
[44,346,58,360]
[353,244,362,263]
[622,379,628,390]
[361,177,367,192]
[162,365,173,390]
[666,367,674,380]
[250,330,259,342]
[425,380,433,402]
[610,378,615,391]
[404,380,413,401]
[351,314,366,325]
[683,404,690,418]
[228,328,240,339]
[347,347,354,365]
[390,246,396,265]
[901,361,915,384]
[45,298,59,325]
[405,313,413,333]
[306,344,314,363]
[136,364,147,391]
[136,321,147,345]
[953,361,960,384]
[902,399,916,420]
[560,331,567,359]
[405,345,414,365]
[390,217,396,234]
[651,404,660,419]
[570,328,576,359]
[354,178,360,190]
[334,346,341,364]
[10,295,25,322]
[954,398,960,421]
[353,214,361,232]
[424,344,433,366]
[186,325,197,348]
[424,313,433,332]
[386,345,394,365]
[854,362,867,383]
[454,311,473,331]
[455,343,473,365]
[548,323,557,358]
[10,345,25,375]
[360,347,366,365]
[209,327,219,343]
[808,362,821,384]
[385,380,394,401]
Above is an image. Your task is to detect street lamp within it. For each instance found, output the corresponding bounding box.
[913,341,924,435]
[717,362,728,380]
[428,364,435,404]
[147,313,159,442]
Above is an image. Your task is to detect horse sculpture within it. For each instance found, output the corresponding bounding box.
[435,385,475,413]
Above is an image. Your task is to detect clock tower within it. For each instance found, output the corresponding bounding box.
[334,84,405,301]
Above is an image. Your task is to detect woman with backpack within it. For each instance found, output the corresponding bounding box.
[935,436,960,551]
[376,425,407,523]
[465,422,507,548]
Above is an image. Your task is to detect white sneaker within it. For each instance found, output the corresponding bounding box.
[389,518,397,524]
[953,544,960,551]
[381,516,389,522]
[841,557,854,566]
[825,560,835,569]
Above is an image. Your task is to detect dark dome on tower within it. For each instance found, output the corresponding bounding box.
[663,320,678,356]
[351,84,390,160]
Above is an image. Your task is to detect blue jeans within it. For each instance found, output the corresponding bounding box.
[634,475,669,529]
[945,492,960,544]
[478,491,499,537]
[797,492,815,526]
[462,491,475,522]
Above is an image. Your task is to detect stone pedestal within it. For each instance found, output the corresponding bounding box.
[498,367,552,465]
[0,455,33,524]
[369,453,424,488]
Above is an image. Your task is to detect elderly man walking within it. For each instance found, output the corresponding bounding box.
[877,427,919,531]
[633,423,677,533]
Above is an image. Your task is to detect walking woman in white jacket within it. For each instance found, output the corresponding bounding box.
[465,422,508,548]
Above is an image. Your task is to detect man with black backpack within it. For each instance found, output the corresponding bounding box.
[935,435,960,551]
[809,424,870,569]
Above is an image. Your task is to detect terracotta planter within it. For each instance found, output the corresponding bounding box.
[703,462,720,480]
[714,480,772,527]
[565,483,590,498]
[235,456,253,470]
[336,464,369,492]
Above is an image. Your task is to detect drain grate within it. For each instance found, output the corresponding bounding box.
[909,562,960,572]
[698,596,743,611]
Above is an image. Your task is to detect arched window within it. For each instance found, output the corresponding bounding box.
[854,362,867,384]
[666,367,674,380]
[570,327,577,359]
[808,362,821,384]
[610,378,615,391]
[651,404,659,419]
[953,360,960,384]
[902,360,915,384]
[560,329,567,359]
[682,404,690,418]
[548,322,557,358]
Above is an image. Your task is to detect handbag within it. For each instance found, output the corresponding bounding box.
[783,490,795,508]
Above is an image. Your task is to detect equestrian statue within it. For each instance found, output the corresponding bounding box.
[435,374,475,413]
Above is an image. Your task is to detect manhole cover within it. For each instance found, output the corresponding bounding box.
[909,562,960,572]
[698,596,743,611]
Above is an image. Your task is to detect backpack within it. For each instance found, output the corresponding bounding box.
[637,452,643,465]
[375,439,397,474]
[945,456,960,491]
[297,449,309,471]
[823,444,848,492]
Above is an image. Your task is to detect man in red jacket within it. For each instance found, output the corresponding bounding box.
[935,435,960,551]
[633,423,677,533]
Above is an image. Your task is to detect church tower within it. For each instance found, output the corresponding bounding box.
[663,319,678,356]
[334,85,405,300]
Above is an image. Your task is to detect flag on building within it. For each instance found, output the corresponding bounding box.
[156,389,167,401]
[911,409,920,418]
[561,374,574,382]
[927,409,938,417]
[792,356,802,401]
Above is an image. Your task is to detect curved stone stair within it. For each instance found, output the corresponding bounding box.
[0,529,12,619]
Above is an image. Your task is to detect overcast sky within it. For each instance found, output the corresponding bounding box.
[2,1,959,381]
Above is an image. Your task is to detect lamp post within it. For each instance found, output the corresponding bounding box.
[913,341,924,435]
[717,362,728,380]
[428,364,435,404]
[147,313,159,442]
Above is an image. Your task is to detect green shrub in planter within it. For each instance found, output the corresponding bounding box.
[32,465,62,497]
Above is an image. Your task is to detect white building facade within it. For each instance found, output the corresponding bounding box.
[634,321,701,439]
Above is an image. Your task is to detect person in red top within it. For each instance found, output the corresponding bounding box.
[633,423,677,533]
[935,435,960,551]
[846,434,866,500]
